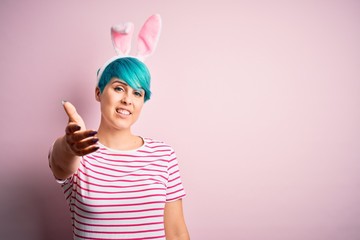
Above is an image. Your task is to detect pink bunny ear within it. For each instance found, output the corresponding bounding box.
[136,14,162,61]
[111,22,134,56]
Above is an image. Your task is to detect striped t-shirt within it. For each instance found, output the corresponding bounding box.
[57,137,186,240]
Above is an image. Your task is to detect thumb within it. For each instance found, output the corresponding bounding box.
[62,101,86,128]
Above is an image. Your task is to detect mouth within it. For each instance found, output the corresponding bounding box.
[116,108,131,116]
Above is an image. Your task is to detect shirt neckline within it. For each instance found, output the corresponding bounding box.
[98,136,146,153]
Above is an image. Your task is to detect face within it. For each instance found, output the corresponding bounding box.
[96,77,145,131]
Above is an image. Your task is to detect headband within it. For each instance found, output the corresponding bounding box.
[97,14,162,83]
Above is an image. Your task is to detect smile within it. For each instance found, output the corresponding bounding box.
[116,108,131,115]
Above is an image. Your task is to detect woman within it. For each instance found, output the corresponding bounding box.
[49,57,189,240]
[48,15,189,240]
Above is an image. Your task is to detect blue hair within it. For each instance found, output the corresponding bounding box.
[97,57,152,102]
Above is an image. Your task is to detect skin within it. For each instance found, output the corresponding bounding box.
[49,77,189,240]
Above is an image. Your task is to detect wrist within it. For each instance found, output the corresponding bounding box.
[61,135,75,156]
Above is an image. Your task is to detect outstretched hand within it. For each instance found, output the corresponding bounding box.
[63,101,99,156]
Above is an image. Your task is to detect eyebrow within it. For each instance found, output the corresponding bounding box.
[112,80,128,86]
[111,79,144,91]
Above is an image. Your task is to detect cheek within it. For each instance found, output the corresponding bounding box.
[135,102,144,113]
[102,92,117,103]
[100,96,114,111]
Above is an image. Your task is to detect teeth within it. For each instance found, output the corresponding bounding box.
[117,109,131,115]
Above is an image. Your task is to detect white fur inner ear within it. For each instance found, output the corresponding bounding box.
[112,22,132,34]
[111,22,134,56]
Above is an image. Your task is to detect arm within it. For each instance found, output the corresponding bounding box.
[164,199,190,240]
[49,135,81,180]
[49,101,99,180]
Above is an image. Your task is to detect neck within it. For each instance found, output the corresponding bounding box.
[97,122,141,151]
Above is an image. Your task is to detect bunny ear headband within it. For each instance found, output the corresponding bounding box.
[97,14,162,83]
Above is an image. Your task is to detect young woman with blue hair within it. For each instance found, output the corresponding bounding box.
[48,15,190,240]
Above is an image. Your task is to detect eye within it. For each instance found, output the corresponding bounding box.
[134,90,143,97]
[114,86,124,92]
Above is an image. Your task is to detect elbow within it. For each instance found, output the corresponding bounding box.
[166,230,190,240]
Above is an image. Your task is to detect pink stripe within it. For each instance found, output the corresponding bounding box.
[63,184,72,195]
[166,182,182,190]
[166,193,186,202]
[81,161,168,180]
[76,174,156,189]
[73,231,165,240]
[74,210,163,221]
[138,149,170,154]
[145,144,169,149]
[72,196,165,208]
[64,188,72,196]
[84,157,167,172]
[168,169,179,177]
[168,161,178,171]
[168,175,180,183]
[73,181,165,194]
[66,193,72,201]
[74,224,164,234]
[78,168,165,183]
[74,190,166,201]
[166,188,184,196]
[87,153,169,164]
[95,150,171,158]
[74,204,164,215]
[74,218,163,228]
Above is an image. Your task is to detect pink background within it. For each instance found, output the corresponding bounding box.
[1,0,360,239]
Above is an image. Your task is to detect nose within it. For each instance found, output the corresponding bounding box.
[120,92,132,105]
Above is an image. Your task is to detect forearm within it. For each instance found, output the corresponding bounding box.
[164,200,190,240]
[49,136,80,180]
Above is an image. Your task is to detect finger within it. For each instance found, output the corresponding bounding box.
[66,129,98,144]
[72,137,99,151]
[62,101,84,125]
[65,123,81,135]
[74,145,100,156]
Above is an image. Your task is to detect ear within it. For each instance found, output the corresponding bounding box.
[136,14,162,61]
[111,22,134,56]
[95,87,101,102]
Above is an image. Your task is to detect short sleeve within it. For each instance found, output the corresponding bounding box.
[166,150,186,202]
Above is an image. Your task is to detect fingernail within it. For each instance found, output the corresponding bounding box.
[92,138,99,143]
[89,131,98,136]
[62,100,68,105]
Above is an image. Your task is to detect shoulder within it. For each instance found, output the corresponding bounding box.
[143,137,172,148]
[142,137,176,155]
